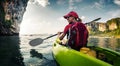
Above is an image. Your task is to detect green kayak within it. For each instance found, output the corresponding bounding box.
[52,39,120,66]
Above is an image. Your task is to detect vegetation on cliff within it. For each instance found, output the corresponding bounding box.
[106,18,120,35]
[90,17,120,38]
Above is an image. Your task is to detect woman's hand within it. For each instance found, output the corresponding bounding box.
[57,32,63,35]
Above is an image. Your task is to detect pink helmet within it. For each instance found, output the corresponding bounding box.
[64,11,79,19]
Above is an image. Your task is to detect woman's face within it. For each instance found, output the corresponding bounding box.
[66,16,74,23]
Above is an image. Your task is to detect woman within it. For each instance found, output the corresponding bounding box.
[58,11,88,51]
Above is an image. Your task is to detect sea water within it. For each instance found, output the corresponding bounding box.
[0,35,120,66]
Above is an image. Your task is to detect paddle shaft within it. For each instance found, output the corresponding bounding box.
[85,18,101,24]
[29,18,101,46]
[40,18,101,42]
[43,34,58,40]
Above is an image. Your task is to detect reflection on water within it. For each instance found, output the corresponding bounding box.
[88,37,120,52]
[19,35,57,66]
[0,35,120,66]
[30,49,43,59]
[0,36,24,66]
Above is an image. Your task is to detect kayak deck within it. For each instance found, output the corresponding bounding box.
[52,42,120,66]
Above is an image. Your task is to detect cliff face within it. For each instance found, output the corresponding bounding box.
[107,18,120,30]
[86,17,120,35]
[0,0,29,35]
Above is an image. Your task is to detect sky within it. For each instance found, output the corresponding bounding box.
[20,0,120,34]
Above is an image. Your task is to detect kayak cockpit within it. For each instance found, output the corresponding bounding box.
[53,39,120,66]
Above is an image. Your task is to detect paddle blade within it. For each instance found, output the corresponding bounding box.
[29,38,43,46]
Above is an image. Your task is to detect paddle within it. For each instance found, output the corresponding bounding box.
[90,18,101,22]
[85,18,101,24]
[29,18,101,46]
[29,34,58,46]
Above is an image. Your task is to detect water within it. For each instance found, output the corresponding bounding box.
[19,35,57,66]
[88,37,120,52]
[0,35,120,66]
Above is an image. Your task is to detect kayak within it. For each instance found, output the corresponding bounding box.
[52,39,120,66]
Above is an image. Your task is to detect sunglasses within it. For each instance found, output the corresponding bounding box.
[66,15,73,19]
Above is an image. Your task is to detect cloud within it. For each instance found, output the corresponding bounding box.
[36,0,50,7]
[57,17,65,21]
[108,9,120,18]
[94,2,102,9]
[91,0,105,9]
[69,0,74,10]
[57,0,66,5]
[69,0,82,10]
[29,0,50,7]
[20,18,56,34]
[114,0,120,6]
[81,16,85,20]
[75,0,82,2]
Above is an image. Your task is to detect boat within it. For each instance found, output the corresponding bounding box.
[52,39,120,66]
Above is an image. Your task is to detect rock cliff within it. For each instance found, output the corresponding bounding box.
[0,0,29,35]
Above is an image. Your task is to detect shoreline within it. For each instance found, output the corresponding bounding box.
[89,35,120,38]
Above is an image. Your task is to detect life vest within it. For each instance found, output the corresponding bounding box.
[68,22,88,50]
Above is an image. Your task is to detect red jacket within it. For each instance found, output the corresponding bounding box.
[63,22,88,51]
